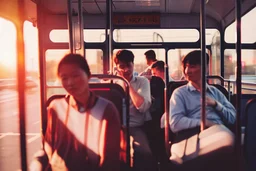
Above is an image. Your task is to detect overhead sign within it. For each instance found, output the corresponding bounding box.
[113,13,160,27]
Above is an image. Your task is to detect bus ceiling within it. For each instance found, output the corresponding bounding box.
[35,0,256,29]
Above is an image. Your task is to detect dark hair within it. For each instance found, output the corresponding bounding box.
[144,50,156,61]
[182,50,209,69]
[114,50,134,64]
[57,53,91,77]
[151,60,164,72]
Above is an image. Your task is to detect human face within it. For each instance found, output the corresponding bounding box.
[58,63,90,97]
[116,61,134,81]
[184,63,201,83]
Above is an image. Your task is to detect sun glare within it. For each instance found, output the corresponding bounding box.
[0,17,17,68]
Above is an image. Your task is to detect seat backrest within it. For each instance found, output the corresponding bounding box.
[89,83,127,125]
[231,94,256,126]
[149,76,165,121]
[244,98,256,171]
[167,81,188,100]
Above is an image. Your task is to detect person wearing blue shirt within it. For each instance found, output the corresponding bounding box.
[162,50,237,170]
[167,50,236,138]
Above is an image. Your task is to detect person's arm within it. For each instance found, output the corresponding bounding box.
[101,103,121,171]
[129,78,151,113]
[169,90,200,133]
[43,107,55,160]
[206,90,236,125]
[30,107,54,171]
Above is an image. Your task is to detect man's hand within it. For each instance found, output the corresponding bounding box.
[206,96,217,107]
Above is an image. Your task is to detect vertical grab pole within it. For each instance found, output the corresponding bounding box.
[77,0,85,56]
[164,49,170,157]
[17,1,28,170]
[235,0,242,170]
[108,0,113,75]
[104,0,110,74]
[200,0,207,131]
[67,0,74,53]
[36,0,47,148]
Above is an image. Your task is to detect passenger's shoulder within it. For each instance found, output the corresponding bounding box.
[207,85,221,93]
[172,84,188,96]
[175,84,187,92]
[48,97,66,108]
[136,76,150,82]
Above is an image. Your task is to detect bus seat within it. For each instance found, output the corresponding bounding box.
[244,98,256,171]
[231,94,256,126]
[170,125,235,171]
[145,76,166,163]
[167,81,187,100]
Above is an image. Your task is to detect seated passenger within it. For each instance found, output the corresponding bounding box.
[162,50,236,168]
[31,54,121,171]
[151,60,174,82]
[151,60,165,81]
[139,50,157,79]
[169,50,236,134]
[114,50,157,171]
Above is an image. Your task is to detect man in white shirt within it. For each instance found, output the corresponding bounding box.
[114,49,157,171]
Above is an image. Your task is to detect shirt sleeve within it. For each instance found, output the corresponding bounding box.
[136,77,152,113]
[213,89,236,125]
[169,90,200,133]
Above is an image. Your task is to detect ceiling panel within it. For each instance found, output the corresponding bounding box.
[166,0,194,13]
[113,1,161,13]
[83,2,102,14]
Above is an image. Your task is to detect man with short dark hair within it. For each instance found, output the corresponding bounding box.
[162,50,236,169]
[169,50,236,134]
[139,50,157,78]
[151,60,169,82]
[114,49,156,171]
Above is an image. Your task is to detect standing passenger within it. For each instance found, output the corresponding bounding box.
[31,53,121,171]
[139,50,157,79]
[114,50,157,171]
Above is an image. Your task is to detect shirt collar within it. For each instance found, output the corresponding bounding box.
[130,75,136,83]
[187,82,210,92]
[66,91,97,112]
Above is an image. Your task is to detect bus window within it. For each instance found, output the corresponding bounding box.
[0,17,21,171]
[225,7,256,43]
[23,20,41,166]
[224,49,256,81]
[113,29,199,42]
[49,29,106,43]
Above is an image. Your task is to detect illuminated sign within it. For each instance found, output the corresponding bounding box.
[113,13,160,27]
